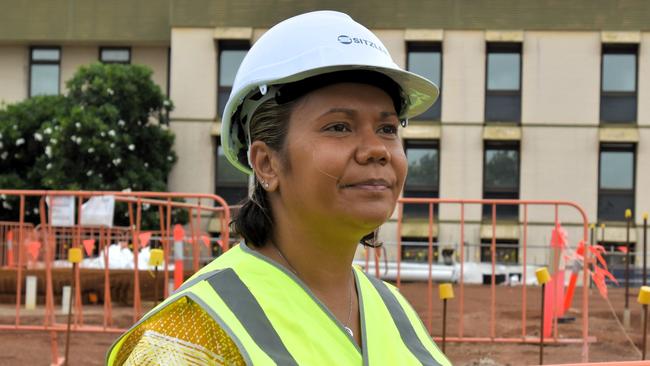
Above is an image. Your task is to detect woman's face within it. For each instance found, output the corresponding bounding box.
[275,82,407,235]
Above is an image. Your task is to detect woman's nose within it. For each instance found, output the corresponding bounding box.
[355,128,390,165]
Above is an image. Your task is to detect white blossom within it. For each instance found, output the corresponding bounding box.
[13,125,17,130]
[34,132,43,141]
[0,152,6,160]
[46,163,52,169]
[118,120,125,127]
[163,100,171,107]
[86,170,93,176]
[76,137,82,144]
[45,146,52,158]
[87,147,94,154]
[112,158,122,166]
[0,142,3,149]
[110,143,115,148]
[2,201,11,209]
[107,88,114,96]
[144,162,149,168]
[108,130,116,137]
[15,138,25,146]
[75,122,81,129]
[100,131,105,137]
[70,135,76,141]
[0,194,5,200]
[0,132,3,138]
[33,208,39,214]
[50,138,57,145]
[167,155,173,161]
[44,127,52,135]
[128,144,135,151]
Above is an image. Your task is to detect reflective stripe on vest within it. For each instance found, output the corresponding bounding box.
[107,244,451,366]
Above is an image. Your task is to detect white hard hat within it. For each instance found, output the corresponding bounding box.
[221,10,440,175]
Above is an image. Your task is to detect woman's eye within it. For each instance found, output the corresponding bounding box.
[379,124,398,135]
[324,123,351,133]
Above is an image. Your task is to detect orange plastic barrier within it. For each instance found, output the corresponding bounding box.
[0,190,231,365]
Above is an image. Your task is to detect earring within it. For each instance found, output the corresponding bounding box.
[260,180,269,189]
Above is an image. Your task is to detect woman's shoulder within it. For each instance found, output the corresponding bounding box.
[113,296,246,365]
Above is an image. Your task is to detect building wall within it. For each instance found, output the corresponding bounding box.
[132,46,169,95]
[521,32,600,125]
[60,46,96,92]
[0,46,28,104]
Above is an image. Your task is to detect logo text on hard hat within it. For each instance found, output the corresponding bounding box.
[337,35,388,55]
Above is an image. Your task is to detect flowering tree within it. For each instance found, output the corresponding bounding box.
[0,63,179,226]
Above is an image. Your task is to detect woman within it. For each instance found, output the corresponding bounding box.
[108,10,451,366]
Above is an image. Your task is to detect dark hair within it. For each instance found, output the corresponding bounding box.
[231,72,396,248]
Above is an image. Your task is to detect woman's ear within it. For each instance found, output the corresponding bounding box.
[250,140,279,191]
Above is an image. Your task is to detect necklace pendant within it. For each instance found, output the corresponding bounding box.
[344,326,354,337]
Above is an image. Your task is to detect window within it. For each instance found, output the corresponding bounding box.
[218,41,249,118]
[407,43,441,120]
[601,44,638,123]
[403,140,439,218]
[100,47,131,64]
[483,142,519,219]
[480,239,519,264]
[401,238,439,263]
[485,43,521,123]
[598,144,635,221]
[215,142,249,205]
[29,47,60,97]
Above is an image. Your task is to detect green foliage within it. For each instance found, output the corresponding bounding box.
[0,63,184,227]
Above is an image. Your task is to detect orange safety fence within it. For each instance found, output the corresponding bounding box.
[363,198,594,363]
[0,189,232,365]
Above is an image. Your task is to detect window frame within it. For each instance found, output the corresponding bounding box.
[215,138,250,204]
[403,139,440,218]
[99,46,132,64]
[482,141,520,220]
[400,237,440,264]
[600,43,638,124]
[217,40,250,119]
[406,42,442,121]
[597,143,636,221]
[29,46,61,97]
[484,42,522,123]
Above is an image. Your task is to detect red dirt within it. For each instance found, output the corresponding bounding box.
[0,284,646,365]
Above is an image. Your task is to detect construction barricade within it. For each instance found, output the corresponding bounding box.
[0,190,232,365]
[360,198,594,363]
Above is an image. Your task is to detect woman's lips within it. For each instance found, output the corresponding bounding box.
[341,179,392,190]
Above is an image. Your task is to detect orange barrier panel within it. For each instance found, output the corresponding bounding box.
[0,190,232,365]
[385,198,593,363]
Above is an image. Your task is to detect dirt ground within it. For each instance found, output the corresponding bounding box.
[0,283,646,365]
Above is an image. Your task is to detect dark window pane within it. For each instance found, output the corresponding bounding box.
[485,149,519,190]
[600,95,637,123]
[401,242,439,263]
[602,54,636,92]
[215,186,249,205]
[32,49,60,61]
[101,49,130,63]
[217,90,230,118]
[482,191,519,219]
[487,53,520,91]
[598,192,634,221]
[406,146,438,188]
[480,242,519,264]
[402,190,439,219]
[485,93,521,122]
[408,51,441,86]
[600,151,634,189]
[30,64,59,96]
[217,145,249,184]
[413,101,441,121]
[219,50,247,87]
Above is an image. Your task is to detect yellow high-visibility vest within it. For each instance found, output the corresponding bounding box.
[107,243,452,365]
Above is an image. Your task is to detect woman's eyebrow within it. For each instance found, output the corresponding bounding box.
[318,107,356,119]
[380,111,398,118]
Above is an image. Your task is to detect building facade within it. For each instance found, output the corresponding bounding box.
[2,0,650,273]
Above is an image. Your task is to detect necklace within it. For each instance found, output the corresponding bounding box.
[272,243,355,337]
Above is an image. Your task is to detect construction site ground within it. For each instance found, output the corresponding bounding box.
[0,283,644,365]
